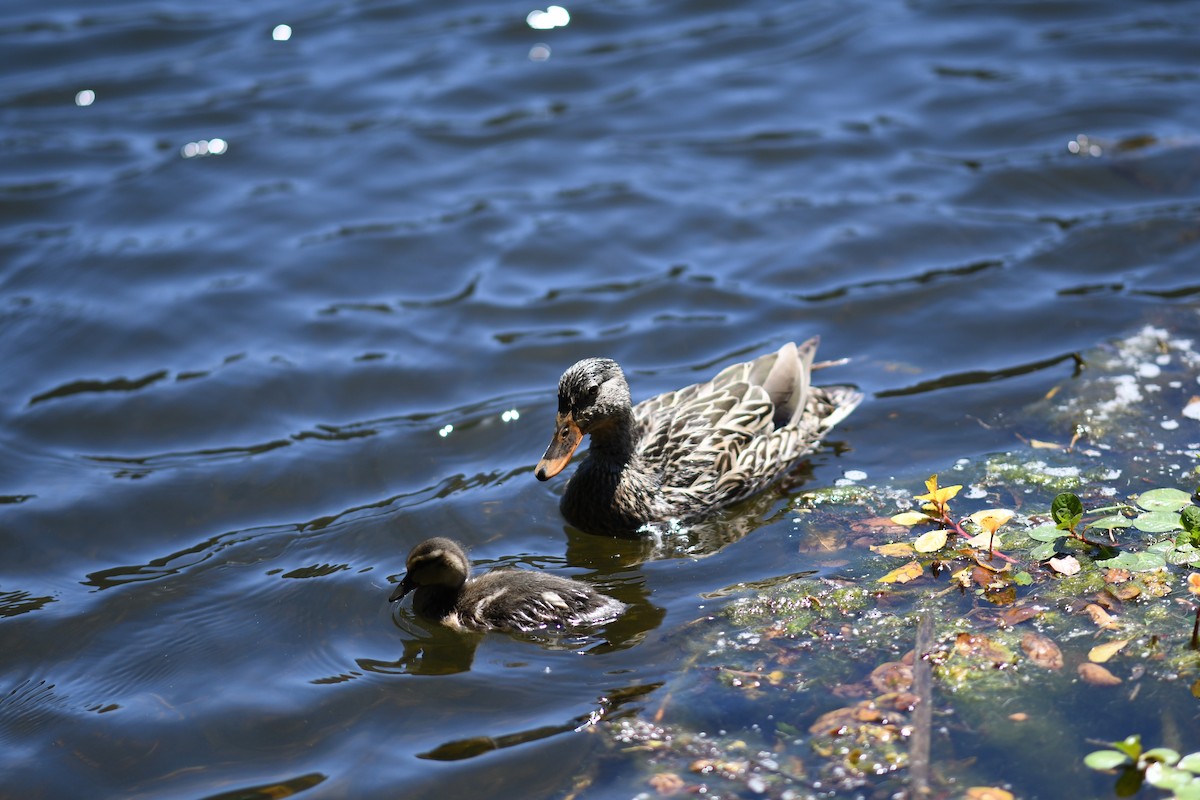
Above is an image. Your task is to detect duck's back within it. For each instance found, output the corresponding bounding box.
[633,340,860,516]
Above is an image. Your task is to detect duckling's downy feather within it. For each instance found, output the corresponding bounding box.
[390,537,625,633]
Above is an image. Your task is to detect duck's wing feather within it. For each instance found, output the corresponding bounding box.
[634,338,861,512]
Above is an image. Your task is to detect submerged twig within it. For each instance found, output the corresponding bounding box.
[908,611,935,797]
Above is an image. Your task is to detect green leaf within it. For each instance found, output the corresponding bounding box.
[1030,540,1059,561]
[1089,514,1132,530]
[1028,524,1065,542]
[1145,762,1190,790]
[1177,753,1200,774]
[1104,550,1168,572]
[1086,750,1133,770]
[1112,735,1143,761]
[1133,511,1184,533]
[1143,748,1182,767]
[1013,571,1033,586]
[1137,488,1193,512]
[1173,780,1200,800]
[1167,546,1199,566]
[1182,505,1200,534]
[1052,492,1084,530]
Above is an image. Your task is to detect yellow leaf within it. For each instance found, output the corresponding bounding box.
[913,529,949,553]
[969,508,1015,534]
[913,475,962,506]
[1188,573,1200,596]
[878,561,923,584]
[934,484,963,504]
[961,531,997,549]
[890,511,932,526]
[870,542,916,557]
[950,567,972,588]
[1088,640,1129,663]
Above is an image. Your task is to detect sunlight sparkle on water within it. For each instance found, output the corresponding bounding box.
[438,424,454,438]
[501,409,520,422]
[75,89,95,106]
[529,44,552,61]
[527,5,569,29]
[272,24,292,41]
[181,138,228,158]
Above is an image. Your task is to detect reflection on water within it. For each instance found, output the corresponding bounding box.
[2,0,1200,796]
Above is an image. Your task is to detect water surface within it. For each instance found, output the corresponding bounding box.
[2,0,1200,797]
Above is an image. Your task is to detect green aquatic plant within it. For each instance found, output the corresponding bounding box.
[1086,734,1200,799]
[1032,488,1200,571]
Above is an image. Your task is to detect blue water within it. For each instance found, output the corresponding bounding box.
[2,0,1199,797]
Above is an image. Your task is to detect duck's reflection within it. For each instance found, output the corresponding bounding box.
[414,681,662,762]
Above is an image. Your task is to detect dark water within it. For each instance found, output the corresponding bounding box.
[2,0,1199,797]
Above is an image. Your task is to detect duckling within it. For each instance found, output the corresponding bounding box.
[389,537,626,632]
[535,338,861,535]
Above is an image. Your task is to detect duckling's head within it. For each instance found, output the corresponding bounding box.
[535,358,631,480]
[389,537,471,602]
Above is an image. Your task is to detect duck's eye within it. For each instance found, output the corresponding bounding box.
[585,383,600,399]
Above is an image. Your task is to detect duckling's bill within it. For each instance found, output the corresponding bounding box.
[535,412,582,481]
[388,574,416,603]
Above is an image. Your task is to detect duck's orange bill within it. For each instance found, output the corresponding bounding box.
[535,413,582,481]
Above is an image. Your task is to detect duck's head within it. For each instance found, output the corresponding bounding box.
[389,537,471,602]
[535,357,631,481]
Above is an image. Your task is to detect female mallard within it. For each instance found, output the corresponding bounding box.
[535,338,861,536]
[389,537,626,632]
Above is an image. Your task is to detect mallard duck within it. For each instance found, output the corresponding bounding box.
[389,537,626,632]
[535,338,861,536]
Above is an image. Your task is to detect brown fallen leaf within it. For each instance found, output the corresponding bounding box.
[1111,583,1141,601]
[1084,603,1119,630]
[965,788,1015,800]
[999,606,1042,627]
[876,691,920,712]
[1104,568,1132,584]
[1088,640,1129,663]
[649,772,685,795]
[1078,662,1122,686]
[971,566,997,589]
[854,516,910,535]
[869,661,914,693]
[955,632,1016,666]
[870,542,916,558]
[1021,632,1064,670]
[1048,555,1081,575]
[1189,573,1200,596]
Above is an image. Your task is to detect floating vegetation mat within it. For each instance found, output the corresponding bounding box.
[573,321,1200,799]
